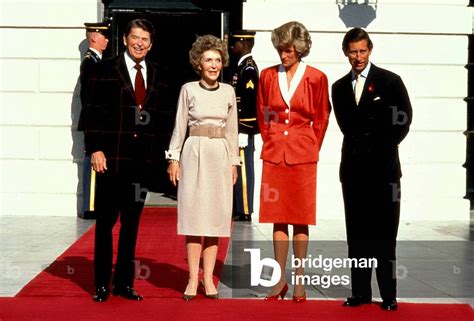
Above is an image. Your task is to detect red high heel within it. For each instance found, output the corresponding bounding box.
[264,283,289,301]
[292,292,307,303]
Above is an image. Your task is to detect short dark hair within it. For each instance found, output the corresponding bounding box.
[124,19,154,42]
[342,28,373,53]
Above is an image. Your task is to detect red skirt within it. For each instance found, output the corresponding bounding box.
[259,161,317,225]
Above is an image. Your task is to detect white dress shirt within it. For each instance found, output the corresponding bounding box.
[124,51,147,90]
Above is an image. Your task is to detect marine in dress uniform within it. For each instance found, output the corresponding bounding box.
[229,31,259,222]
[77,21,110,219]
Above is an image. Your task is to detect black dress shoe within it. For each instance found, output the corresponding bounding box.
[233,214,251,222]
[342,296,372,307]
[112,286,143,301]
[92,286,110,302]
[381,299,398,311]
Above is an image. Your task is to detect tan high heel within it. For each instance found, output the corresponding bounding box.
[183,279,198,301]
[182,293,196,301]
[200,280,219,299]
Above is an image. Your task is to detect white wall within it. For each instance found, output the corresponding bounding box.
[0,0,471,220]
[0,0,99,216]
[245,0,472,220]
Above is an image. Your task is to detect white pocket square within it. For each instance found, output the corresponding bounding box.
[373,96,381,101]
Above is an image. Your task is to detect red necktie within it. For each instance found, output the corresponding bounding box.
[134,63,146,107]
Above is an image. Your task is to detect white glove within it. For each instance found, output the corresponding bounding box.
[238,133,249,148]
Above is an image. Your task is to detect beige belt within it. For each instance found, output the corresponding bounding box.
[189,125,225,138]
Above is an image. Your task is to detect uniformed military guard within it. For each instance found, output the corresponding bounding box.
[229,30,259,222]
[77,21,110,219]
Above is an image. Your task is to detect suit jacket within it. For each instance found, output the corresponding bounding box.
[82,53,167,183]
[257,63,330,165]
[331,64,412,182]
[231,55,259,135]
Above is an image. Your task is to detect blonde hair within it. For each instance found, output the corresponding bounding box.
[189,35,229,74]
[271,21,312,58]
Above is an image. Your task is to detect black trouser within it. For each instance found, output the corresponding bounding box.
[94,173,147,289]
[342,177,401,301]
[233,134,255,217]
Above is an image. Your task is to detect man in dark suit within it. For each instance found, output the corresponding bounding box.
[331,28,412,311]
[82,19,164,303]
[229,30,259,222]
[78,22,109,219]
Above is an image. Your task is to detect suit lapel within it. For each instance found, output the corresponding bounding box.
[144,60,156,105]
[117,54,156,107]
[116,54,136,102]
[341,72,357,108]
[277,62,306,109]
[358,64,377,107]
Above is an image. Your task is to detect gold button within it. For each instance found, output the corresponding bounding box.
[285,119,289,124]
[133,134,138,138]
[285,109,289,113]
[284,130,288,136]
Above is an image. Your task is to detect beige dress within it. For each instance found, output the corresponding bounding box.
[166,81,240,237]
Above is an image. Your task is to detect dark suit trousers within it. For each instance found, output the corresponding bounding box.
[94,173,146,288]
[342,175,401,300]
[233,134,255,216]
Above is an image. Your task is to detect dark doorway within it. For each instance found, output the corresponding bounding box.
[107,9,224,194]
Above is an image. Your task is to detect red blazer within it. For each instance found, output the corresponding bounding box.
[257,63,330,165]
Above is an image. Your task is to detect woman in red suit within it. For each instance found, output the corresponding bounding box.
[257,21,330,302]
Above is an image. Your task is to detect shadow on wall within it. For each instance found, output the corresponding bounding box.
[70,38,90,216]
[336,0,378,28]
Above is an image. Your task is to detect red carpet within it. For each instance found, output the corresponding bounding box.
[1,298,473,321]
[2,207,472,321]
[16,207,229,298]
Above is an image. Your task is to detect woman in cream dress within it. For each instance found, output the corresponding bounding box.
[166,35,240,300]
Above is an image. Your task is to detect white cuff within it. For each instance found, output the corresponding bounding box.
[238,133,249,148]
[165,150,180,161]
[231,155,242,166]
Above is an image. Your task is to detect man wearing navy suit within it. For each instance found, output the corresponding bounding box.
[332,28,412,311]
[82,19,165,302]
